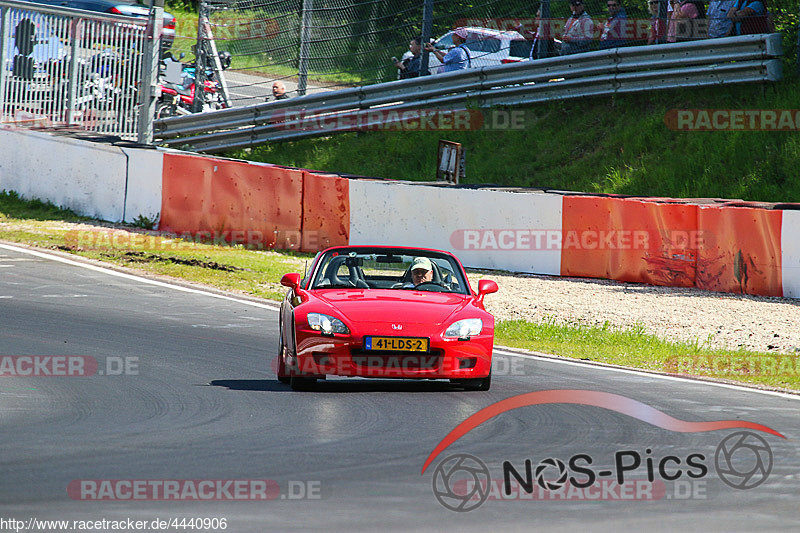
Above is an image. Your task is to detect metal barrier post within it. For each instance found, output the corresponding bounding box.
[193,0,208,112]
[420,0,433,74]
[0,7,7,118]
[66,19,80,125]
[137,0,163,143]
[658,0,668,44]
[298,0,313,96]
[538,0,551,59]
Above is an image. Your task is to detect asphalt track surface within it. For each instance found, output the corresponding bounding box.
[1,243,799,532]
[224,71,333,107]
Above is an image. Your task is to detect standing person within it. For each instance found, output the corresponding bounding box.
[707,0,737,37]
[727,0,772,35]
[393,37,428,79]
[425,27,472,72]
[668,0,706,42]
[561,0,594,55]
[599,0,629,49]
[647,0,667,44]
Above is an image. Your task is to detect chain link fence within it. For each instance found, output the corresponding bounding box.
[0,1,153,140]
[182,0,797,105]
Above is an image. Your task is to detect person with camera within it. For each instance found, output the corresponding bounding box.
[393,38,429,79]
[424,28,471,72]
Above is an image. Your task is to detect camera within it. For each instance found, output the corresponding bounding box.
[391,56,399,63]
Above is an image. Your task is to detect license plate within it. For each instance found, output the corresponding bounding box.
[364,336,429,352]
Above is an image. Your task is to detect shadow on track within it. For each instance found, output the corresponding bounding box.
[208,379,470,393]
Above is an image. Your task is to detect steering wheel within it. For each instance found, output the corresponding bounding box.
[412,281,445,291]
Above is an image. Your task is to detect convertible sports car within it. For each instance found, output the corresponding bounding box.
[277,246,498,391]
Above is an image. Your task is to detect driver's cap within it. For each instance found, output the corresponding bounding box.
[411,257,433,272]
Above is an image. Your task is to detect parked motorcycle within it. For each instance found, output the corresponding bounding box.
[155,51,230,119]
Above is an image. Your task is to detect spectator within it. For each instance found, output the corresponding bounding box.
[394,37,429,79]
[707,0,737,37]
[271,81,289,101]
[425,27,472,72]
[600,0,629,49]
[647,0,667,44]
[727,0,772,34]
[561,0,594,55]
[668,0,705,42]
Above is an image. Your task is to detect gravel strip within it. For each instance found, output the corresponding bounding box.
[467,271,800,354]
[5,219,798,353]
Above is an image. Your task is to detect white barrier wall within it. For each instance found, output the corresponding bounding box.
[0,129,127,221]
[781,210,800,298]
[122,147,163,226]
[349,180,563,275]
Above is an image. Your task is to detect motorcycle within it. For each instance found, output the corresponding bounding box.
[155,51,231,119]
[45,47,137,130]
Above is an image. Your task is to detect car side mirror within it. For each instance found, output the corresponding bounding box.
[281,272,301,290]
[477,279,498,296]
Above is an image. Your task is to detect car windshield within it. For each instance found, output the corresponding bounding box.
[310,249,470,294]
[434,33,453,50]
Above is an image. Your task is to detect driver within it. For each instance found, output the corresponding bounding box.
[410,257,434,286]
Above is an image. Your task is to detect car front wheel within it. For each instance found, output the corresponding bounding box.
[276,339,290,384]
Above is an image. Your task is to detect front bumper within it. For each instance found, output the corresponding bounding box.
[290,326,493,379]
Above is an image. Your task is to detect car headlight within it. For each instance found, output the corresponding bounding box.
[307,313,350,335]
[444,318,483,339]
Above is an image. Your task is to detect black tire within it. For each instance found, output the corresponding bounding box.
[276,339,290,384]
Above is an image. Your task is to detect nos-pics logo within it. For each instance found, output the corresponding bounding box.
[422,391,783,512]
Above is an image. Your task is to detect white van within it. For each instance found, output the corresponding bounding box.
[427,27,532,74]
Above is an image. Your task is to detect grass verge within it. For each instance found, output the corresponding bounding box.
[234,78,800,203]
[2,192,797,392]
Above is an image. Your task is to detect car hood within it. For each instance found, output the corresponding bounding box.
[314,289,471,325]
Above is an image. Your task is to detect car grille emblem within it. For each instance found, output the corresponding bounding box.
[392,324,403,330]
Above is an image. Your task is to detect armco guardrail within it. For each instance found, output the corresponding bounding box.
[155,34,783,152]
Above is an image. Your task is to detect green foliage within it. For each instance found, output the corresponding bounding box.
[495,319,800,389]
[131,215,156,230]
[0,190,86,222]
[234,79,800,202]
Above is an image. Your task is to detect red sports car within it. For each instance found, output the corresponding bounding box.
[277,246,498,391]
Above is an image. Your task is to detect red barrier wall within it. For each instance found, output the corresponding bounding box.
[561,196,698,287]
[160,153,303,248]
[696,206,783,296]
[300,172,350,252]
